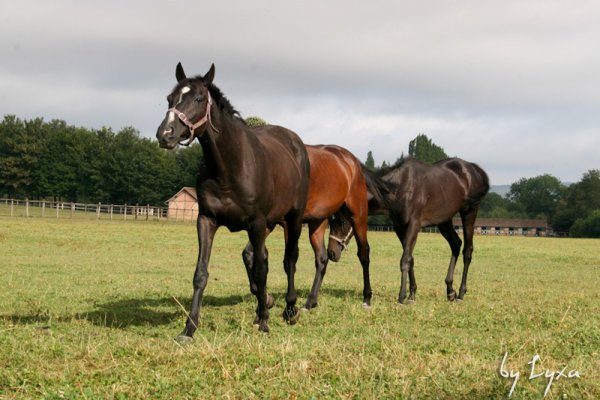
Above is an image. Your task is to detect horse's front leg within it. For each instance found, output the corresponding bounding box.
[179,215,217,341]
[304,219,329,310]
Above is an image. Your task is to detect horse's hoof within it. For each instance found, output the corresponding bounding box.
[447,291,457,302]
[283,307,300,325]
[175,335,194,345]
[406,299,415,305]
[255,320,270,333]
[362,302,372,310]
[300,307,310,313]
[456,298,463,303]
[266,294,275,309]
[253,315,260,326]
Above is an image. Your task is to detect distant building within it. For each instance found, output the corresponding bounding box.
[452,218,550,236]
[165,187,198,221]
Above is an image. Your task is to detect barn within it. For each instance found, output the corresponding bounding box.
[165,187,198,221]
[452,218,550,236]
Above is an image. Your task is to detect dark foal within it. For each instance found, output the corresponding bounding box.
[329,157,489,304]
[157,63,310,338]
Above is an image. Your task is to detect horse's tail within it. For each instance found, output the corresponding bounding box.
[467,162,490,206]
[362,165,393,213]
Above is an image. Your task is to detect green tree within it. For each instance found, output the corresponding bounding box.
[245,116,267,127]
[553,170,600,233]
[365,151,375,171]
[570,210,600,238]
[507,174,565,220]
[0,115,45,197]
[408,133,448,164]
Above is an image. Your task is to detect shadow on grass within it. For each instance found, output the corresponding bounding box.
[2,293,250,329]
[1,288,364,329]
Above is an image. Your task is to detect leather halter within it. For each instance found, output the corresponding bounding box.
[168,91,219,145]
[329,226,354,250]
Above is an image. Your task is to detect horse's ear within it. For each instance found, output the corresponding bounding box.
[176,62,186,82]
[203,64,215,85]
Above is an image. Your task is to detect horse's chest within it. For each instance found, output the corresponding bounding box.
[197,183,249,229]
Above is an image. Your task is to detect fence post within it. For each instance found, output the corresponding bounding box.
[70,202,74,219]
[25,198,29,217]
[124,204,127,220]
[97,202,101,219]
[10,199,14,216]
[56,201,60,219]
[42,201,46,217]
[110,205,113,220]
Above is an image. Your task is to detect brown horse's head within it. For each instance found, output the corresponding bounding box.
[327,213,354,262]
[156,63,216,149]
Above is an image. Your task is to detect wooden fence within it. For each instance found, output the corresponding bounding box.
[0,198,169,221]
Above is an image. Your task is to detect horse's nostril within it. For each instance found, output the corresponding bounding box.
[164,127,173,135]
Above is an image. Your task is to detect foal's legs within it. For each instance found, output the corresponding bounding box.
[304,219,330,310]
[458,208,478,300]
[395,222,419,304]
[438,220,463,301]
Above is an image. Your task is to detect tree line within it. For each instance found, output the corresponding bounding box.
[0,115,201,206]
[1,116,598,237]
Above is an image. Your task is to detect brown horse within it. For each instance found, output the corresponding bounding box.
[156,63,310,337]
[243,144,372,310]
[328,157,489,305]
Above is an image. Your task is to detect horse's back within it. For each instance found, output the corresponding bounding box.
[246,125,310,219]
[303,144,366,221]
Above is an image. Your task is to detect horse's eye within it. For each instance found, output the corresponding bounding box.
[194,96,203,103]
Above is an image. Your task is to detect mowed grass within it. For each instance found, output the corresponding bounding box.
[0,218,598,399]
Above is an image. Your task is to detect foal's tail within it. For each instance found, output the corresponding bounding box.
[362,165,394,213]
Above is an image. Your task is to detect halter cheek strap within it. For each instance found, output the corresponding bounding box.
[329,226,354,250]
[168,91,219,146]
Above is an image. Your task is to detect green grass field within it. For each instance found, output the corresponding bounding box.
[1,217,599,399]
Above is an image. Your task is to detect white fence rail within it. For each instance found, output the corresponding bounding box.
[0,198,169,221]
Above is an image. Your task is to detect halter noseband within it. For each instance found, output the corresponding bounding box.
[168,91,219,146]
[329,226,354,250]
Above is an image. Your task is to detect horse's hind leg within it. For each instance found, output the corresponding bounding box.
[282,212,303,324]
[395,222,419,305]
[304,219,330,310]
[242,239,274,325]
[458,208,478,300]
[248,219,271,332]
[438,221,462,301]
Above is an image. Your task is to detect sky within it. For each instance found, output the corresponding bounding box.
[1,1,599,185]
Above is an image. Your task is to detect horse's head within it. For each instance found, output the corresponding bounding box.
[156,63,217,149]
[327,213,354,262]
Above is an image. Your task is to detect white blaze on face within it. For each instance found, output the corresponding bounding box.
[167,86,191,124]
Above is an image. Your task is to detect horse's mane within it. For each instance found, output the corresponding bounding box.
[375,156,412,177]
[190,76,246,125]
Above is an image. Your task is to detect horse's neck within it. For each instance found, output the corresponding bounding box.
[199,113,246,184]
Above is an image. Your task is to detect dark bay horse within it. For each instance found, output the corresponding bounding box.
[156,63,310,337]
[328,157,489,305]
[242,144,372,310]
